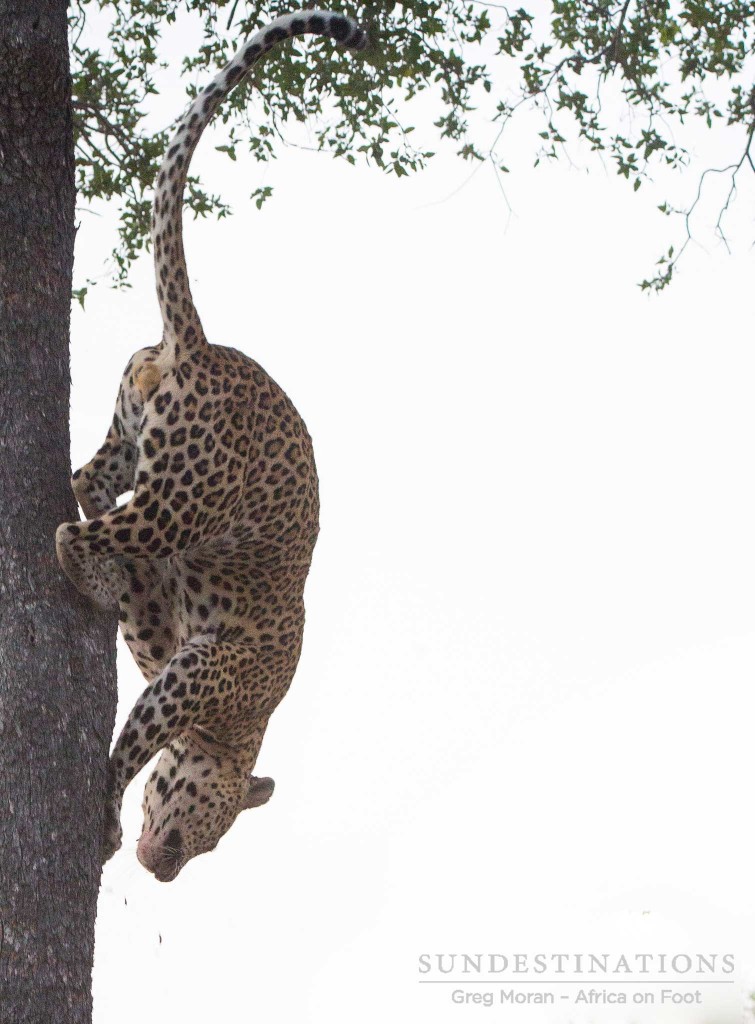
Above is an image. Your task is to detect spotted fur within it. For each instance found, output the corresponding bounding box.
[57,10,367,882]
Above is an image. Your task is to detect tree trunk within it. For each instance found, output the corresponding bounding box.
[0,4,118,1022]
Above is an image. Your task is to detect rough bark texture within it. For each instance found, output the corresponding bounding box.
[0,4,118,1022]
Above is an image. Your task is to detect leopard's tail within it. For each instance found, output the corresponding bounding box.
[152,11,368,358]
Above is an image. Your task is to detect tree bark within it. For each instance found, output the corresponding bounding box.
[0,4,118,1022]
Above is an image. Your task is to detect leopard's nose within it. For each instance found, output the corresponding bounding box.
[137,828,179,864]
[137,828,184,881]
[136,831,160,871]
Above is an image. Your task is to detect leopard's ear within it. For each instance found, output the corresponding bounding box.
[135,363,162,401]
[241,775,274,810]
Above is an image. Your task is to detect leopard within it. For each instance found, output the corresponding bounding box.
[56,10,368,882]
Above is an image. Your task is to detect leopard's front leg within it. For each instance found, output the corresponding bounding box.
[102,634,248,864]
[102,647,201,863]
[103,763,124,862]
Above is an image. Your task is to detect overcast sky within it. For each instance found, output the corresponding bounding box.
[68,8,755,1024]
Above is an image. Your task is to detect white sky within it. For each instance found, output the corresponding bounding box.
[68,8,755,1024]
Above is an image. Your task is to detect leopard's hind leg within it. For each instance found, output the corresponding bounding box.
[57,431,142,608]
[71,427,136,519]
[56,468,241,610]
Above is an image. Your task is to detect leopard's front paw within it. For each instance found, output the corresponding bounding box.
[102,799,123,864]
[55,523,119,611]
[75,491,103,522]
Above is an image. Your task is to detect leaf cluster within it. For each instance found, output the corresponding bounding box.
[70,1,755,295]
[70,0,489,295]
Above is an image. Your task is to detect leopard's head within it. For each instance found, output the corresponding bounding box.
[136,734,273,882]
